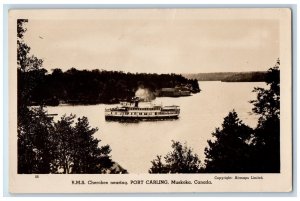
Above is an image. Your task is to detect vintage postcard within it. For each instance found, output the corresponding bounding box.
[8,8,292,193]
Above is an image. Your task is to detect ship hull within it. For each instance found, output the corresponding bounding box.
[105,115,179,121]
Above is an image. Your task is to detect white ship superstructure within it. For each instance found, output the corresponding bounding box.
[105,98,180,121]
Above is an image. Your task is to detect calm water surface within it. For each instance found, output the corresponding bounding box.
[46,81,266,173]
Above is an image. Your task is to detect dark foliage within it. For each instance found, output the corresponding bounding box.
[204,60,280,173]
[17,19,53,173]
[149,61,280,174]
[250,64,280,122]
[51,115,114,174]
[18,68,200,105]
[249,60,280,173]
[17,19,126,174]
[248,116,280,173]
[149,141,202,173]
[204,111,253,173]
[18,111,117,174]
[18,107,55,173]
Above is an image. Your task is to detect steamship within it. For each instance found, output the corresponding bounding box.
[105,98,180,121]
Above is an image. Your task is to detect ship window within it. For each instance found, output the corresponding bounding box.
[139,113,142,115]
[144,113,147,115]
[115,112,117,115]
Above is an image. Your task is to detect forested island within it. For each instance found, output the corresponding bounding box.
[183,71,267,82]
[18,68,200,106]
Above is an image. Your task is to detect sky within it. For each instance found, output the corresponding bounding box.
[23,9,280,74]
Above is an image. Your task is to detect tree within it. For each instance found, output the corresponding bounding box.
[17,20,125,174]
[51,115,75,173]
[17,19,45,107]
[203,60,281,173]
[250,59,280,122]
[17,19,54,173]
[20,65,201,105]
[18,107,55,173]
[249,59,280,173]
[204,111,253,173]
[52,115,115,174]
[17,19,43,72]
[71,117,113,173]
[149,141,202,173]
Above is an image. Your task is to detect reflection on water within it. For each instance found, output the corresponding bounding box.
[46,81,266,173]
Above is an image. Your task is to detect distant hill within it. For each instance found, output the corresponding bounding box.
[183,71,267,82]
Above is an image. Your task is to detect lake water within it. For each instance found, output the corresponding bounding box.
[46,81,266,173]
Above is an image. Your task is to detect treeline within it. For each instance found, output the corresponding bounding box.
[17,19,127,174]
[18,68,200,106]
[184,71,267,82]
[18,108,128,174]
[150,63,280,173]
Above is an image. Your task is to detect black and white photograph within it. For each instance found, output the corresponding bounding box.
[8,8,292,193]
